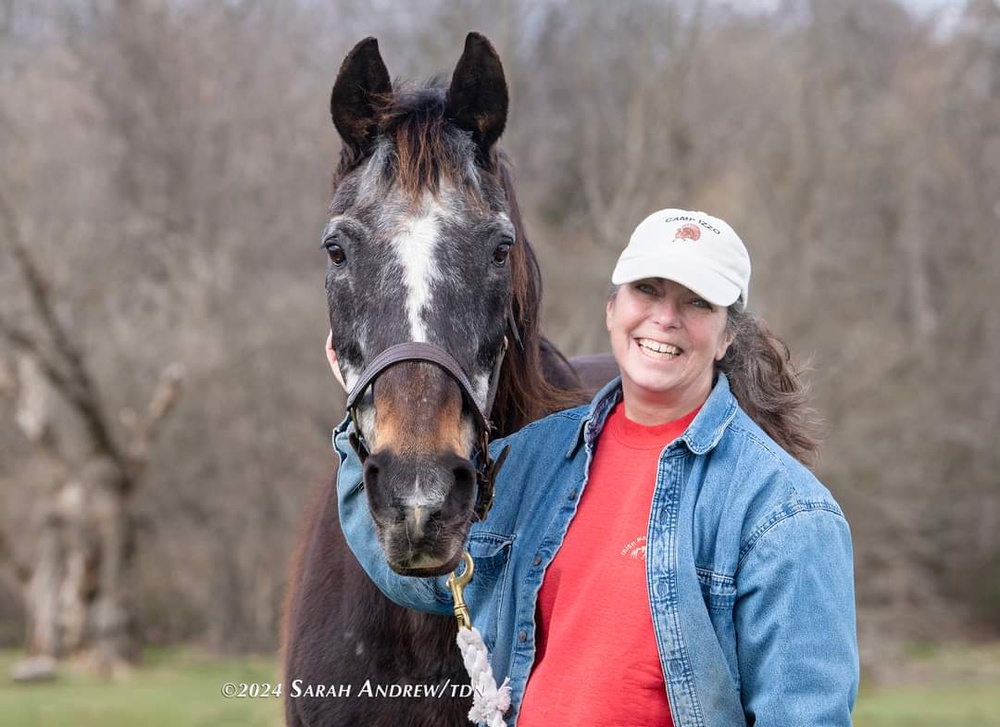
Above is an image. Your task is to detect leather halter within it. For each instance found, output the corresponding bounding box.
[344,333,513,522]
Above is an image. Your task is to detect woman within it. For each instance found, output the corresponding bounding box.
[332,209,859,726]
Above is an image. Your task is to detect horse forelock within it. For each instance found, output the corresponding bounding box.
[334,81,494,211]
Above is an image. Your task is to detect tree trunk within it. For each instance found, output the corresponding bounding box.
[20,458,136,677]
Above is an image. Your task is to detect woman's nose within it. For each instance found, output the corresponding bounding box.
[651,298,681,327]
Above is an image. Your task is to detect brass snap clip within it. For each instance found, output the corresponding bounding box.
[446,551,475,631]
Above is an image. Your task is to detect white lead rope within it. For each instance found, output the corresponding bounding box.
[447,552,511,727]
[456,626,512,727]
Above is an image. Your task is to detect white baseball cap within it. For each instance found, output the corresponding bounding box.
[611,208,752,307]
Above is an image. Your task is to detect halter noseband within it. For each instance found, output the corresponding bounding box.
[343,333,512,522]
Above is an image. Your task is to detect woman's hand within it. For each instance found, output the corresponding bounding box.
[326,331,348,392]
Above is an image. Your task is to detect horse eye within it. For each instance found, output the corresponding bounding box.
[492,243,511,266]
[326,243,347,267]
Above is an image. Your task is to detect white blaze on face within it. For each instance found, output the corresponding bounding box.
[392,199,443,343]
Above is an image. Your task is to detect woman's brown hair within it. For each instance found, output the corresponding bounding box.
[718,304,822,466]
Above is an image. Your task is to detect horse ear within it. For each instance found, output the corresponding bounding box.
[445,33,509,158]
[330,37,392,156]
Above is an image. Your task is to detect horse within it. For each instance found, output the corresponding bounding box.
[282,34,615,727]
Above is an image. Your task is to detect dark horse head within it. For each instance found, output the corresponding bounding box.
[325,34,539,577]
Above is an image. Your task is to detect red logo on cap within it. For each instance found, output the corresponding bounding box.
[674,223,701,241]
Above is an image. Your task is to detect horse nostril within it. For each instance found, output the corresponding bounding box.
[439,457,477,523]
[452,460,476,494]
[363,457,381,491]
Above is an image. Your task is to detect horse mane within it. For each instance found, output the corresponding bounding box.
[490,158,589,434]
[333,80,588,436]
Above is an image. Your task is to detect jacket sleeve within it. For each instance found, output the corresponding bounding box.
[333,421,452,616]
[734,506,859,727]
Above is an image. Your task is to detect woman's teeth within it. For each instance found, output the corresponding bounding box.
[637,338,681,356]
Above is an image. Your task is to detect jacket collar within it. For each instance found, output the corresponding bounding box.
[568,373,739,458]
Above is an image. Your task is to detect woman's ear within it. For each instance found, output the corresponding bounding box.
[715,327,735,361]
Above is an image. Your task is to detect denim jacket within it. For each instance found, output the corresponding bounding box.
[335,374,859,726]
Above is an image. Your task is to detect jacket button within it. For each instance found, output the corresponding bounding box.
[533,555,542,566]
[518,630,527,643]
[568,489,578,500]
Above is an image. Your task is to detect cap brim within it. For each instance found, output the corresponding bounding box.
[611,255,741,307]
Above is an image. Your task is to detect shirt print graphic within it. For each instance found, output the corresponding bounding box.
[620,534,647,561]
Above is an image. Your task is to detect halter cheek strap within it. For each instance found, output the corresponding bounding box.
[343,335,511,522]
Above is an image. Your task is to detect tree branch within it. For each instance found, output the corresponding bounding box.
[0,312,88,406]
[0,190,126,469]
[122,364,184,482]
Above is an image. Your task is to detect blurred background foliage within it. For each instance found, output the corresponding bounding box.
[0,0,997,687]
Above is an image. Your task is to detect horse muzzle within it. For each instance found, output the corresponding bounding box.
[364,450,477,576]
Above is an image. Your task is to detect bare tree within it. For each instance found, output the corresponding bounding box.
[0,190,182,677]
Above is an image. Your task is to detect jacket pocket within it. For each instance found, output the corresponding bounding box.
[466,530,514,650]
[697,568,740,691]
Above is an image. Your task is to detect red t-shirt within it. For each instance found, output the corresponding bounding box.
[517,402,699,727]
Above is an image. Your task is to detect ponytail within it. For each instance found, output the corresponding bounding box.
[718,306,822,466]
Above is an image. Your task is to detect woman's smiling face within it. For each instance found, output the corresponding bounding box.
[606,278,733,425]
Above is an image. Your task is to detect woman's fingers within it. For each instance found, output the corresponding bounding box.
[326,331,348,392]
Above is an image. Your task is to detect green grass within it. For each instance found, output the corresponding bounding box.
[854,643,1000,727]
[0,644,998,726]
[0,647,282,727]
[855,684,1000,727]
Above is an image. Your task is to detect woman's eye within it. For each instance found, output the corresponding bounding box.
[492,242,511,266]
[690,298,712,310]
[634,282,656,295]
[326,243,347,266]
